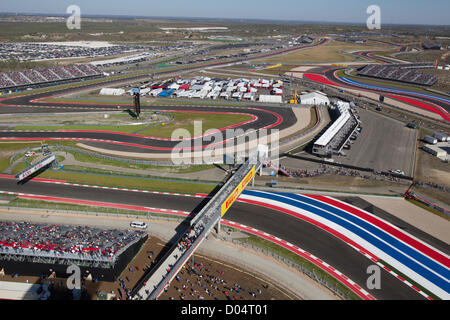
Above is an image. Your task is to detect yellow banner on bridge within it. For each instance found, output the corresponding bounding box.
[221,166,256,217]
[265,64,282,70]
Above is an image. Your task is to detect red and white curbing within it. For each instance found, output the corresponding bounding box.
[352,244,434,300]
[238,195,438,300]
[0,188,372,300]
[0,175,206,199]
[221,220,375,300]
[0,190,191,217]
[0,176,434,299]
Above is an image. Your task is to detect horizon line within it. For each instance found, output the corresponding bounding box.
[1,12,449,27]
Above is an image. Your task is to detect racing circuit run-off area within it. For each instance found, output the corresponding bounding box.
[0,1,449,317]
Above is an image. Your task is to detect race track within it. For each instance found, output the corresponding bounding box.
[0,176,446,300]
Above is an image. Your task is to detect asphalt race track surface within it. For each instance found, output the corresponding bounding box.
[0,177,425,300]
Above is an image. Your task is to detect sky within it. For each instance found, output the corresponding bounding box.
[1,0,449,25]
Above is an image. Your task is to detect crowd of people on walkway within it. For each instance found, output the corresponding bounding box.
[281,164,410,184]
[414,181,450,194]
[177,225,205,253]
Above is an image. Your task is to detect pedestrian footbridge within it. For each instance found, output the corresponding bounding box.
[131,158,262,300]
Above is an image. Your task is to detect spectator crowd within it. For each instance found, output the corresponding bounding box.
[358,63,437,86]
[0,64,102,89]
[0,221,145,259]
[162,261,270,301]
[280,163,410,184]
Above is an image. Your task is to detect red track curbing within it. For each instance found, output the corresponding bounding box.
[306,195,450,268]
[0,176,435,299]
[221,219,375,300]
[303,71,450,122]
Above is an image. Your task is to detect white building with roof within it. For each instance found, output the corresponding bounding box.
[100,88,125,96]
[259,95,282,103]
[313,101,357,156]
[300,91,330,105]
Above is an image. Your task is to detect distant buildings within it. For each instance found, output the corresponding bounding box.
[422,42,441,50]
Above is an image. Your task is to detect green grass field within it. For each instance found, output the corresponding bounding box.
[10,165,216,194]
[3,198,183,221]
[13,112,253,138]
[0,141,42,173]
[14,123,151,134]
[65,149,215,174]
[136,112,253,138]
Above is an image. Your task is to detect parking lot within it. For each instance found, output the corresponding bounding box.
[337,108,417,176]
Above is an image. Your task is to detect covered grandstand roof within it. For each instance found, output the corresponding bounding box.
[314,101,351,147]
[0,221,145,262]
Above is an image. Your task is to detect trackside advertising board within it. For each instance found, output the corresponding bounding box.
[15,155,56,181]
[221,165,255,217]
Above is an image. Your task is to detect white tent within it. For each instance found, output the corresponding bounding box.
[220,92,231,100]
[150,88,163,97]
[300,92,330,105]
[99,88,125,96]
[243,92,256,101]
[140,88,151,96]
[259,95,282,103]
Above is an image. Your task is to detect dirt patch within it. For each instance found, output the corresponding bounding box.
[260,40,389,64]
[159,253,293,301]
[361,197,450,244]
[415,149,450,187]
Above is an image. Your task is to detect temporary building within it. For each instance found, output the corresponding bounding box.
[174,89,186,97]
[191,85,204,91]
[150,88,163,97]
[168,83,180,90]
[273,88,283,95]
[140,88,151,96]
[300,92,330,105]
[259,95,282,103]
[434,132,449,142]
[232,92,243,99]
[158,89,174,97]
[99,88,125,96]
[243,92,256,101]
[220,92,231,100]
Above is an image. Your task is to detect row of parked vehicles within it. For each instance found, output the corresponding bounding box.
[343,126,363,150]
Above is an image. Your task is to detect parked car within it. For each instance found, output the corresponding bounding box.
[130,221,148,229]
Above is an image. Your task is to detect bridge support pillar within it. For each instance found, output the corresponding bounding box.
[215,219,221,234]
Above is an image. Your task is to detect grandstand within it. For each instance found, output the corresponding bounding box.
[0,64,103,91]
[0,221,147,281]
[358,63,437,86]
[313,101,360,157]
